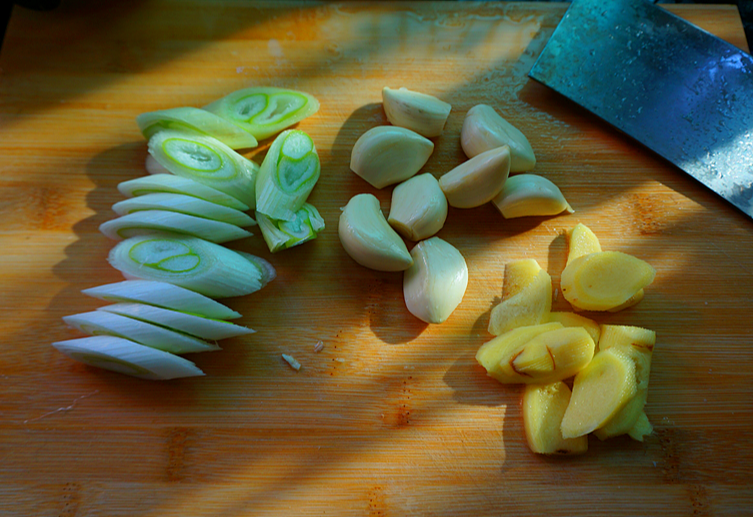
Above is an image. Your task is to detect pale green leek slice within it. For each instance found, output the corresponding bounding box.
[118,174,249,211]
[53,336,204,380]
[203,87,319,141]
[82,280,242,320]
[98,303,253,340]
[137,107,258,149]
[257,203,325,252]
[108,234,275,298]
[99,211,253,243]
[63,311,220,354]
[146,155,171,175]
[256,129,320,221]
[148,130,259,208]
[112,193,256,227]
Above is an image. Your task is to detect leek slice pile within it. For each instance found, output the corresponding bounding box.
[256,129,320,221]
[99,210,253,244]
[82,280,242,320]
[53,336,205,380]
[118,174,250,211]
[108,234,276,298]
[148,130,259,208]
[137,107,258,149]
[63,311,220,354]
[112,193,256,227]
[257,203,325,252]
[97,303,253,340]
[204,87,319,141]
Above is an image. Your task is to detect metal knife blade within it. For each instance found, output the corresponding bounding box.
[529,0,753,218]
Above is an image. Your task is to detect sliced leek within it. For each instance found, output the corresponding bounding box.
[204,87,320,141]
[108,234,275,298]
[98,303,254,340]
[53,336,205,380]
[82,280,242,320]
[118,174,250,211]
[256,129,320,221]
[99,211,253,243]
[148,130,259,208]
[112,193,256,227]
[137,107,259,149]
[257,203,325,253]
[63,311,220,354]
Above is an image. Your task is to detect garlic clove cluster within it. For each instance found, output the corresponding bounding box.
[350,126,434,189]
[403,237,468,324]
[338,193,413,271]
[388,173,448,241]
[461,104,536,172]
[382,87,452,138]
[438,146,511,208]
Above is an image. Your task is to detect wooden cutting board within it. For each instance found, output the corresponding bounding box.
[1,2,752,515]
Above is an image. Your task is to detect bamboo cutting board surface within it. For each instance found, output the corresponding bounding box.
[1,1,752,515]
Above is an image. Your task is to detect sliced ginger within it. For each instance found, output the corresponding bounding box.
[488,261,552,336]
[561,251,655,312]
[544,311,600,345]
[566,223,602,265]
[523,382,587,455]
[561,347,638,439]
[593,325,656,441]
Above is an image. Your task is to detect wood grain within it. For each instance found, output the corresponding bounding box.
[1,1,752,515]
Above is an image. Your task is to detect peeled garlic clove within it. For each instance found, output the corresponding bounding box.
[438,146,511,208]
[492,174,573,218]
[403,237,468,324]
[388,173,448,241]
[338,193,413,271]
[461,104,535,172]
[350,126,434,189]
[382,87,452,138]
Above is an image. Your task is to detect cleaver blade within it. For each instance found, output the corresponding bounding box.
[529,0,753,219]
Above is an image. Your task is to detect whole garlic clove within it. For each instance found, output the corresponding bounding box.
[438,146,511,208]
[492,174,573,218]
[461,104,536,172]
[350,126,434,189]
[338,193,413,272]
[403,237,468,324]
[382,87,452,138]
[388,173,448,241]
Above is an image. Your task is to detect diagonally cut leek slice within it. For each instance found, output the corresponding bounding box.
[108,234,275,298]
[53,336,205,380]
[63,311,220,354]
[256,129,320,221]
[203,87,320,141]
[98,303,254,340]
[99,211,253,243]
[118,174,249,211]
[112,193,256,227]
[136,107,258,149]
[82,280,242,320]
[257,203,325,253]
[148,130,259,208]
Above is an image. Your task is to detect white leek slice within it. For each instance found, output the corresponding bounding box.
[204,87,320,141]
[53,336,205,380]
[98,303,254,340]
[99,210,253,243]
[256,129,320,221]
[63,311,220,354]
[148,130,259,208]
[257,203,325,253]
[82,280,242,320]
[112,193,256,227]
[108,234,275,298]
[118,174,250,211]
[137,107,258,149]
